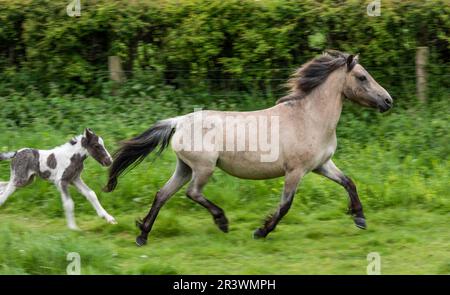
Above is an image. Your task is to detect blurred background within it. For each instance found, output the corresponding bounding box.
[0,0,448,274]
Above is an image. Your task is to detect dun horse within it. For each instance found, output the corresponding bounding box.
[105,51,393,246]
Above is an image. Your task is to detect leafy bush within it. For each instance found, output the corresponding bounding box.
[0,0,448,99]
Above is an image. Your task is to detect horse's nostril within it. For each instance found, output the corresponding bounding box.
[384,98,392,105]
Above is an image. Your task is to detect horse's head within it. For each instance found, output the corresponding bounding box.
[82,128,113,167]
[343,55,393,113]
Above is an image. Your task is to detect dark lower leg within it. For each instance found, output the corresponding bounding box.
[254,194,294,238]
[186,193,228,232]
[136,192,165,245]
[314,161,366,229]
[341,176,366,228]
[136,159,192,246]
[186,168,229,233]
[254,170,302,239]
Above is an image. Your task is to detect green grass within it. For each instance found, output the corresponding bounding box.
[0,207,448,274]
[0,94,448,274]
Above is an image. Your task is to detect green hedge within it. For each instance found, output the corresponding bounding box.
[0,0,449,99]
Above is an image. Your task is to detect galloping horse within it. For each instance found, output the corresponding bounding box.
[105,50,393,246]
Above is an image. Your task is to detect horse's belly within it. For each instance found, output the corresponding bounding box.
[216,152,285,179]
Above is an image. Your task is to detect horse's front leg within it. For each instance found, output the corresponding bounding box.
[72,177,116,224]
[254,169,304,239]
[55,180,79,230]
[314,159,366,229]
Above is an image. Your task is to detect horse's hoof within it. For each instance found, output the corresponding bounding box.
[218,222,229,233]
[354,217,367,229]
[253,228,267,239]
[105,215,117,224]
[135,236,147,247]
[68,225,81,231]
[214,215,229,233]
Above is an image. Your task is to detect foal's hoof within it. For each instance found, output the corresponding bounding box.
[68,225,81,231]
[135,236,147,247]
[105,215,117,224]
[253,228,267,239]
[354,217,367,229]
[214,215,229,233]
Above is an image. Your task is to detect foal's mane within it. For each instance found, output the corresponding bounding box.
[277,50,356,104]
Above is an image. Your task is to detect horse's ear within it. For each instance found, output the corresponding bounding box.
[84,128,94,139]
[325,49,345,58]
[346,54,357,71]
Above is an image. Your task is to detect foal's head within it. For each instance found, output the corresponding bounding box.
[342,54,393,112]
[82,128,113,167]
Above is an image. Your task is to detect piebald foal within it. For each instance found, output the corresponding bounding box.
[0,128,116,229]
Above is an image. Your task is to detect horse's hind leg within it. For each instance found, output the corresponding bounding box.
[313,159,366,229]
[254,169,304,239]
[0,181,17,206]
[186,168,229,233]
[1,152,36,206]
[136,158,192,246]
[0,174,34,205]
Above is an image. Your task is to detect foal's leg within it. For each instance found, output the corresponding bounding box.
[0,181,17,206]
[186,168,229,233]
[0,181,9,194]
[313,159,366,229]
[254,169,304,239]
[136,159,192,246]
[1,159,36,205]
[55,180,78,230]
[72,177,116,224]
[0,166,32,205]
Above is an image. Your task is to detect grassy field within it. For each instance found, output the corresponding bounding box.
[0,94,448,274]
[0,207,448,274]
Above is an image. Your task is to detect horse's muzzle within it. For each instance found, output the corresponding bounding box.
[378,96,393,113]
[102,158,113,167]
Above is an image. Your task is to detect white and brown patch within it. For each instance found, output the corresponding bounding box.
[11,149,40,187]
[47,153,57,169]
[61,153,86,182]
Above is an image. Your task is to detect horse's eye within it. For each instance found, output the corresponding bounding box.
[358,75,367,81]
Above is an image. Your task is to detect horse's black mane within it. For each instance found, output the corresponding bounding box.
[277,50,356,104]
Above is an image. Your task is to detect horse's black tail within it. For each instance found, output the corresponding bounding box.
[0,151,16,161]
[104,119,176,192]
